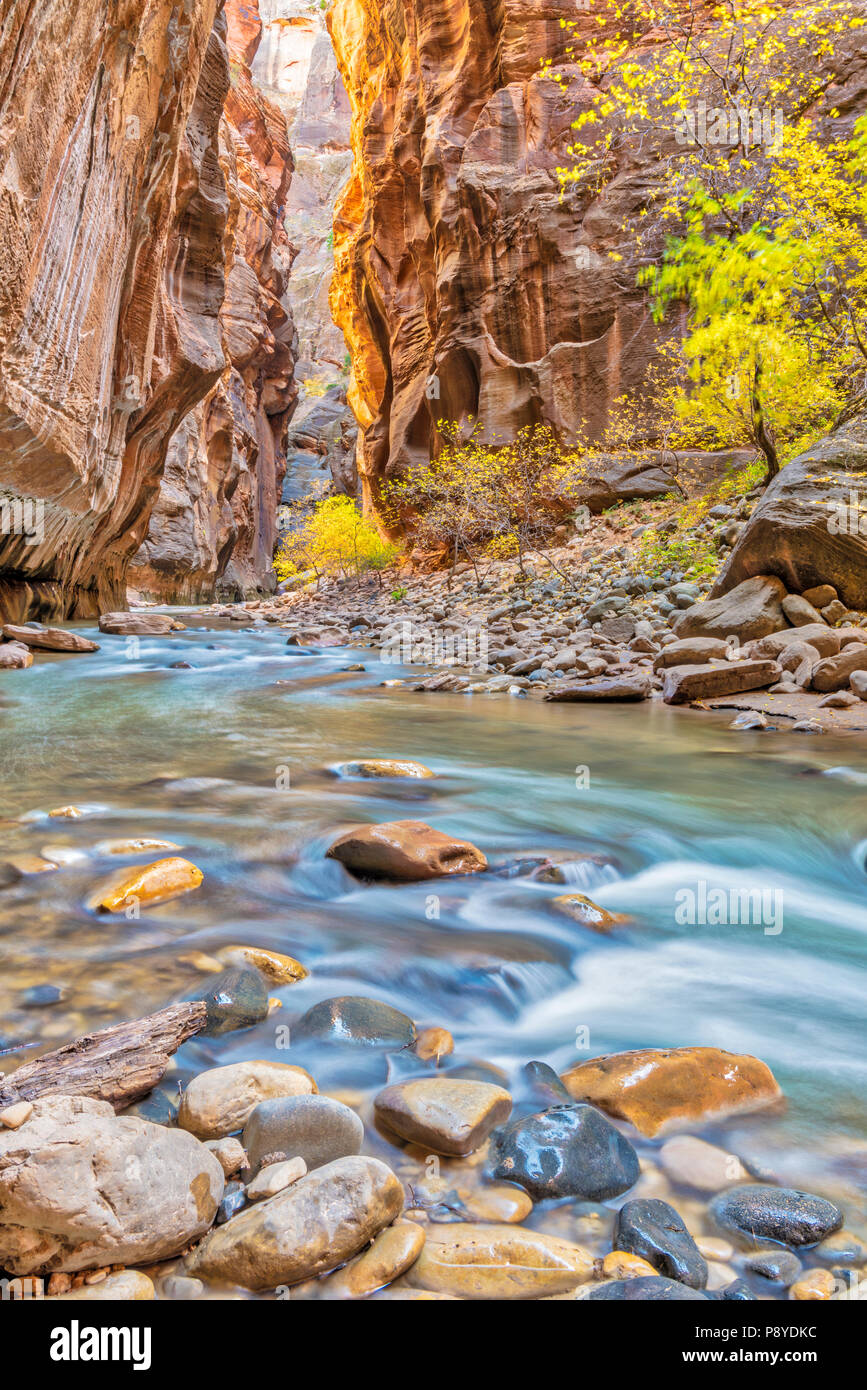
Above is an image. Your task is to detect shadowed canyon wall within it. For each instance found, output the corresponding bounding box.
[130,0,298,603]
[0,0,297,619]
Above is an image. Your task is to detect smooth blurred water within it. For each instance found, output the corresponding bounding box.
[1,614,866,1221]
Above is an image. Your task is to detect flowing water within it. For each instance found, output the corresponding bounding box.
[1,615,866,1284]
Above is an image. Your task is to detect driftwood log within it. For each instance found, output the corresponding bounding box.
[0,1001,207,1111]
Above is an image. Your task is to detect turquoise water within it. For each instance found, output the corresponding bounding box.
[1,614,866,1233]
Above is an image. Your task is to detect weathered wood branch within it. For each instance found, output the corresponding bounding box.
[0,1001,207,1111]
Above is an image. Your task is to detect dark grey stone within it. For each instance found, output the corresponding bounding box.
[614,1198,708,1289]
[195,969,269,1037]
[488,1102,639,1202]
[711,1185,843,1248]
[588,1276,708,1301]
[293,995,416,1048]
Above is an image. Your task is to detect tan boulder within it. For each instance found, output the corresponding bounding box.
[178,1061,317,1139]
[185,1156,404,1290]
[2,624,98,652]
[673,575,788,642]
[560,1046,782,1136]
[374,1078,512,1156]
[404,1223,594,1299]
[335,759,435,779]
[662,658,780,704]
[92,857,203,912]
[98,612,186,635]
[327,820,487,881]
[0,1096,223,1275]
[653,637,731,669]
[811,643,867,692]
[0,642,33,669]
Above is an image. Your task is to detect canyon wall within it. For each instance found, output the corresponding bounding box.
[0,0,229,619]
[130,0,298,603]
[327,0,867,524]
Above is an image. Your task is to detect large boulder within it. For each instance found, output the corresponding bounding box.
[403,1223,594,1299]
[326,820,487,881]
[712,417,867,610]
[672,576,788,643]
[185,1156,404,1290]
[1,624,98,652]
[98,612,186,636]
[560,1047,782,1137]
[0,1096,223,1275]
[662,658,780,704]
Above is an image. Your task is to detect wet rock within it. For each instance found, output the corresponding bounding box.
[185,1156,404,1290]
[327,820,487,881]
[404,1222,594,1299]
[242,1094,364,1175]
[217,1182,247,1224]
[587,1276,709,1300]
[214,945,308,984]
[790,1269,837,1300]
[0,642,33,668]
[561,1046,782,1136]
[456,1184,533,1224]
[93,856,203,912]
[3,624,99,652]
[745,1249,802,1284]
[545,674,651,701]
[673,575,788,642]
[550,893,627,933]
[98,612,185,635]
[95,837,181,856]
[195,969,269,1037]
[335,759,435,779]
[0,1095,223,1275]
[716,1278,756,1301]
[178,1061,317,1139]
[0,861,24,889]
[318,1219,426,1299]
[662,658,779,704]
[49,1271,155,1301]
[614,1199,708,1288]
[294,996,416,1048]
[815,1229,867,1265]
[374,1078,512,1156]
[412,1026,454,1063]
[710,1185,843,1248]
[488,1102,640,1201]
[602,1250,659,1279]
[659,1135,748,1192]
[729,709,768,729]
[246,1156,307,1200]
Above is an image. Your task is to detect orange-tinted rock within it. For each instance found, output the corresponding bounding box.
[551,894,628,934]
[327,820,487,881]
[2,626,98,653]
[94,858,204,913]
[560,1047,783,1137]
[374,1078,512,1156]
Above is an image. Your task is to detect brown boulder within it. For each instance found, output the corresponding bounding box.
[98,612,186,636]
[672,576,788,643]
[811,644,867,692]
[713,417,867,610]
[327,821,487,881]
[545,675,651,702]
[662,659,780,704]
[560,1046,783,1137]
[749,625,840,659]
[2,625,98,652]
[653,638,730,670]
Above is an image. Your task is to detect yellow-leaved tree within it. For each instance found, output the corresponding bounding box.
[273,495,397,586]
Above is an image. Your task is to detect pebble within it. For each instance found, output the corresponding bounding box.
[587,1275,708,1300]
[242,1094,364,1175]
[710,1185,843,1248]
[550,893,627,933]
[789,1269,837,1300]
[49,1271,155,1301]
[413,1026,454,1063]
[93,856,203,911]
[405,1222,594,1299]
[318,1220,426,1298]
[659,1135,748,1191]
[215,945,308,984]
[179,1061,317,1140]
[745,1248,802,1284]
[0,1101,33,1129]
[488,1102,640,1201]
[602,1250,658,1279]
[294,995,416,1048]
[374,1077,512,1156]
[204,1136,249,1177]
[615,1198,708,1288]
[246,1156,307,1200]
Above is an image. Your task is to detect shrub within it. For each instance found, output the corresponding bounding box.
[274,495,397,585]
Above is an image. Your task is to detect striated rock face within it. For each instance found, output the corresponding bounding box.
[0,0,228,621]
[131,0,299,603]
[327,0,672,520]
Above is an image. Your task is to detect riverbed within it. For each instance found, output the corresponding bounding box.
[1,613,866,1286]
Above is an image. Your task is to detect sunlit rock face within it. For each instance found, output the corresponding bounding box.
[0,0,228,621]
[131,0,299,604]
[247,1,358,513]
